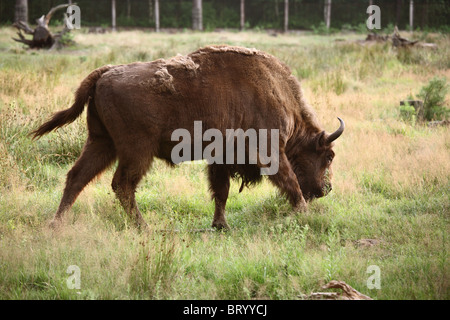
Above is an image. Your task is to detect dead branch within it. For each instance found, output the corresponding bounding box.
[300,280,373,300]
[44,4,71,28]
[12,21,34,34]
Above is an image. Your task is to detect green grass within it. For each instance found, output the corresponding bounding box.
[0,27,449,300]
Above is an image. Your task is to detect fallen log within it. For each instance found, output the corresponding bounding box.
[363,26,437,49]
[365,33,389,42]
[391,26,419,47]
[427,120,450,127]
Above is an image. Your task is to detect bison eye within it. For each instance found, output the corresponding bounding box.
[326,155,334,164]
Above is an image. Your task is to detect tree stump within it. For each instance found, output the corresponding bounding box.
[12,4,72,50]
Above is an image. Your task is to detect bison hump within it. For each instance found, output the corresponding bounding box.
[139,54,199,94]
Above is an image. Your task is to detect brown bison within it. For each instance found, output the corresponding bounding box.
[32,45,344,230]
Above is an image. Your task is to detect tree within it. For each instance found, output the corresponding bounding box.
[284,0,289,33]
[409,0,414,32]
[274,0,279,21]
[155,0,160,32]
[240,0,245,31]
[324,0,332,29]
[421,0,429,28]
[148,0,153,25]
[14,0,28,23]
[111,0,116,31]
[127,0,131,20]
[395,0,402,27]
[192,0,202,31]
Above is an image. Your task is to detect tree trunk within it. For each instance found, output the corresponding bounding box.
[111,0,116,31]
[176,0,183,27]
[14,0,28,23]
[240,0,245,31]
[395,0,402,28]
[192,0,203,31]
[148,0,153,24]
[284,0,288,33]
[155,0,160,32]
[274,0,279,20]
[409,0,414,32]
[324,0,332,29]
[423,0,429,28]
[127,0,131,20]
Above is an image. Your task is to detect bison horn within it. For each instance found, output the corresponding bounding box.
[326,117,345,144]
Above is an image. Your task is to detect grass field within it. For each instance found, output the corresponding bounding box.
[0,27,448,300]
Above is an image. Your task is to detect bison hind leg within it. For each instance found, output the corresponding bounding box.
[50,137,117,227]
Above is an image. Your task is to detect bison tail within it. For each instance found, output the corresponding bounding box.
[30,65,113,140]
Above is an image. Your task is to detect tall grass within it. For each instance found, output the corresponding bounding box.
[0,28,448,299]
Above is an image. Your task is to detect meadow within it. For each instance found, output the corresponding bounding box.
[0,27,448,300]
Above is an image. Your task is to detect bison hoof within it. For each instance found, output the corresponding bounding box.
[295,198,308,212]
[212,221,230,231]
[48,218,62,229]
[134,218,149,231]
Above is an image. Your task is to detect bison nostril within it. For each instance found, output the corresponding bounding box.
[314,190,324,198]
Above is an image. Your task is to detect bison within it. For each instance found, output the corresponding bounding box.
[32,45,344,230]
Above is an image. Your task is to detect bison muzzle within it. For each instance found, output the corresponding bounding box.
[31,45,344,230]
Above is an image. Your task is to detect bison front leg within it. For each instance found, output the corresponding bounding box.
[111,161,149,229]
[268,153,307,211]
[208,164,231,230]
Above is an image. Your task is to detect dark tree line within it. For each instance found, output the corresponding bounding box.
[4,0,450,32]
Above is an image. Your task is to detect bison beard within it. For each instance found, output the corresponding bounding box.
[31,45,344,230]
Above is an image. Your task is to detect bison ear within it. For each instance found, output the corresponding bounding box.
[315,131,327,151]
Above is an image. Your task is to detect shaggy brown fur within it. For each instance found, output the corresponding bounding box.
[32,45,344,230]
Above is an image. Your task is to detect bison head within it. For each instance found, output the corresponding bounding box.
[288,117,345,201]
